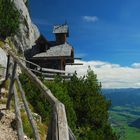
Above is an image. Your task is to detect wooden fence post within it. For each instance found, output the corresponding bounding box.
[69,128,76,140]
[47,102,69,140]
[16,77,40,140]
[5,55,10,80]
[14,85,24,140]
[6,61,17,109]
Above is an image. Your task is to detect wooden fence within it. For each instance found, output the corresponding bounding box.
[19,57,73,80]
[1,44,76,140]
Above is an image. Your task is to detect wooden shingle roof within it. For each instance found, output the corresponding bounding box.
[33,42,73,58]
[53,24,69,36]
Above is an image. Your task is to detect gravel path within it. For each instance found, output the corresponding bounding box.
[0,104,18,140]
[0,77,18,140]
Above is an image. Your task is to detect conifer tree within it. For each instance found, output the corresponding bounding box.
[66,67,118,140]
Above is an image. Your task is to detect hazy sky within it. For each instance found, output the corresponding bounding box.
[30,0,140,88]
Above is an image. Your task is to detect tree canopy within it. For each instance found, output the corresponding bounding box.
[66,68,117,139]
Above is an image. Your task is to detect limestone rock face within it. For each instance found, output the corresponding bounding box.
[0,48,7,67]
[12,0,40,52]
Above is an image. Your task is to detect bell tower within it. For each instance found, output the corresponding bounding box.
[53,24,69,44]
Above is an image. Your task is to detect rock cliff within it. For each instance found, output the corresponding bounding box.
[0,0,40,66]
[12,0,40,52]
[0,48,7,67]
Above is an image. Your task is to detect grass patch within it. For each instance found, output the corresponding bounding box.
[21,110,34,138]
[21,110,47,139]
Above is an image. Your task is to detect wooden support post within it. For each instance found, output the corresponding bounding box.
[6,62,17,109]
[16,77,40,140]
[39,67,43,80]
[47,102,69,140]
[56,103,69,140]
[5,55,10,80]
[69,128,76,140]
[14,84,24,140]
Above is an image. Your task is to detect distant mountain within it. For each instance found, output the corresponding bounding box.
[103,88,140,94]
[102,88,140,106]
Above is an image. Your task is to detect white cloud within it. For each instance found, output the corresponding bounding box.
[66,60,140,89]
[83,16,98,22]
[131,63,140,68]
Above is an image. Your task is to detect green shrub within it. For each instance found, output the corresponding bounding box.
[44,78,77,131]
[19,74,51,123]
[21,111,34,138]
[19,74,77,130]
[66,68,118,140]
[0,0,20,39]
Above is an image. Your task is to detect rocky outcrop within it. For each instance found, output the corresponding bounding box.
[12,0,40,53]
[0,48,7,67]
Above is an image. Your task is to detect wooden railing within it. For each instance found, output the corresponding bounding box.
[19,57,73,80]
[1,44,76,140]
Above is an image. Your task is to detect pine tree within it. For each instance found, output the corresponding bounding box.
[66,67,118,140]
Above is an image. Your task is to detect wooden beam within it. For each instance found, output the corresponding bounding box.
[56,103,69,140]
[47,102,69,140]
[5,55,10,80]
[30,68,72,78]
[16,77,40,140]
[69,128,76,140]
[19,57,41,69]
[6,62,17,109]
[14,84,24,140]
[66,63,83,65]
[41,68,72,74]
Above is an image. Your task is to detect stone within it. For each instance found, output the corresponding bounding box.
[23,0,27,3]
[32,112,42,123]
[0,48,7,67]
[24,135,28,139]
[19,102,25,110]
[1,88,6,94]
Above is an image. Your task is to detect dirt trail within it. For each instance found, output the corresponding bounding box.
[0,104,18,140]
[0,74,18,140]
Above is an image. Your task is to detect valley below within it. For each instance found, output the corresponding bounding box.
[103,88,140,140]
